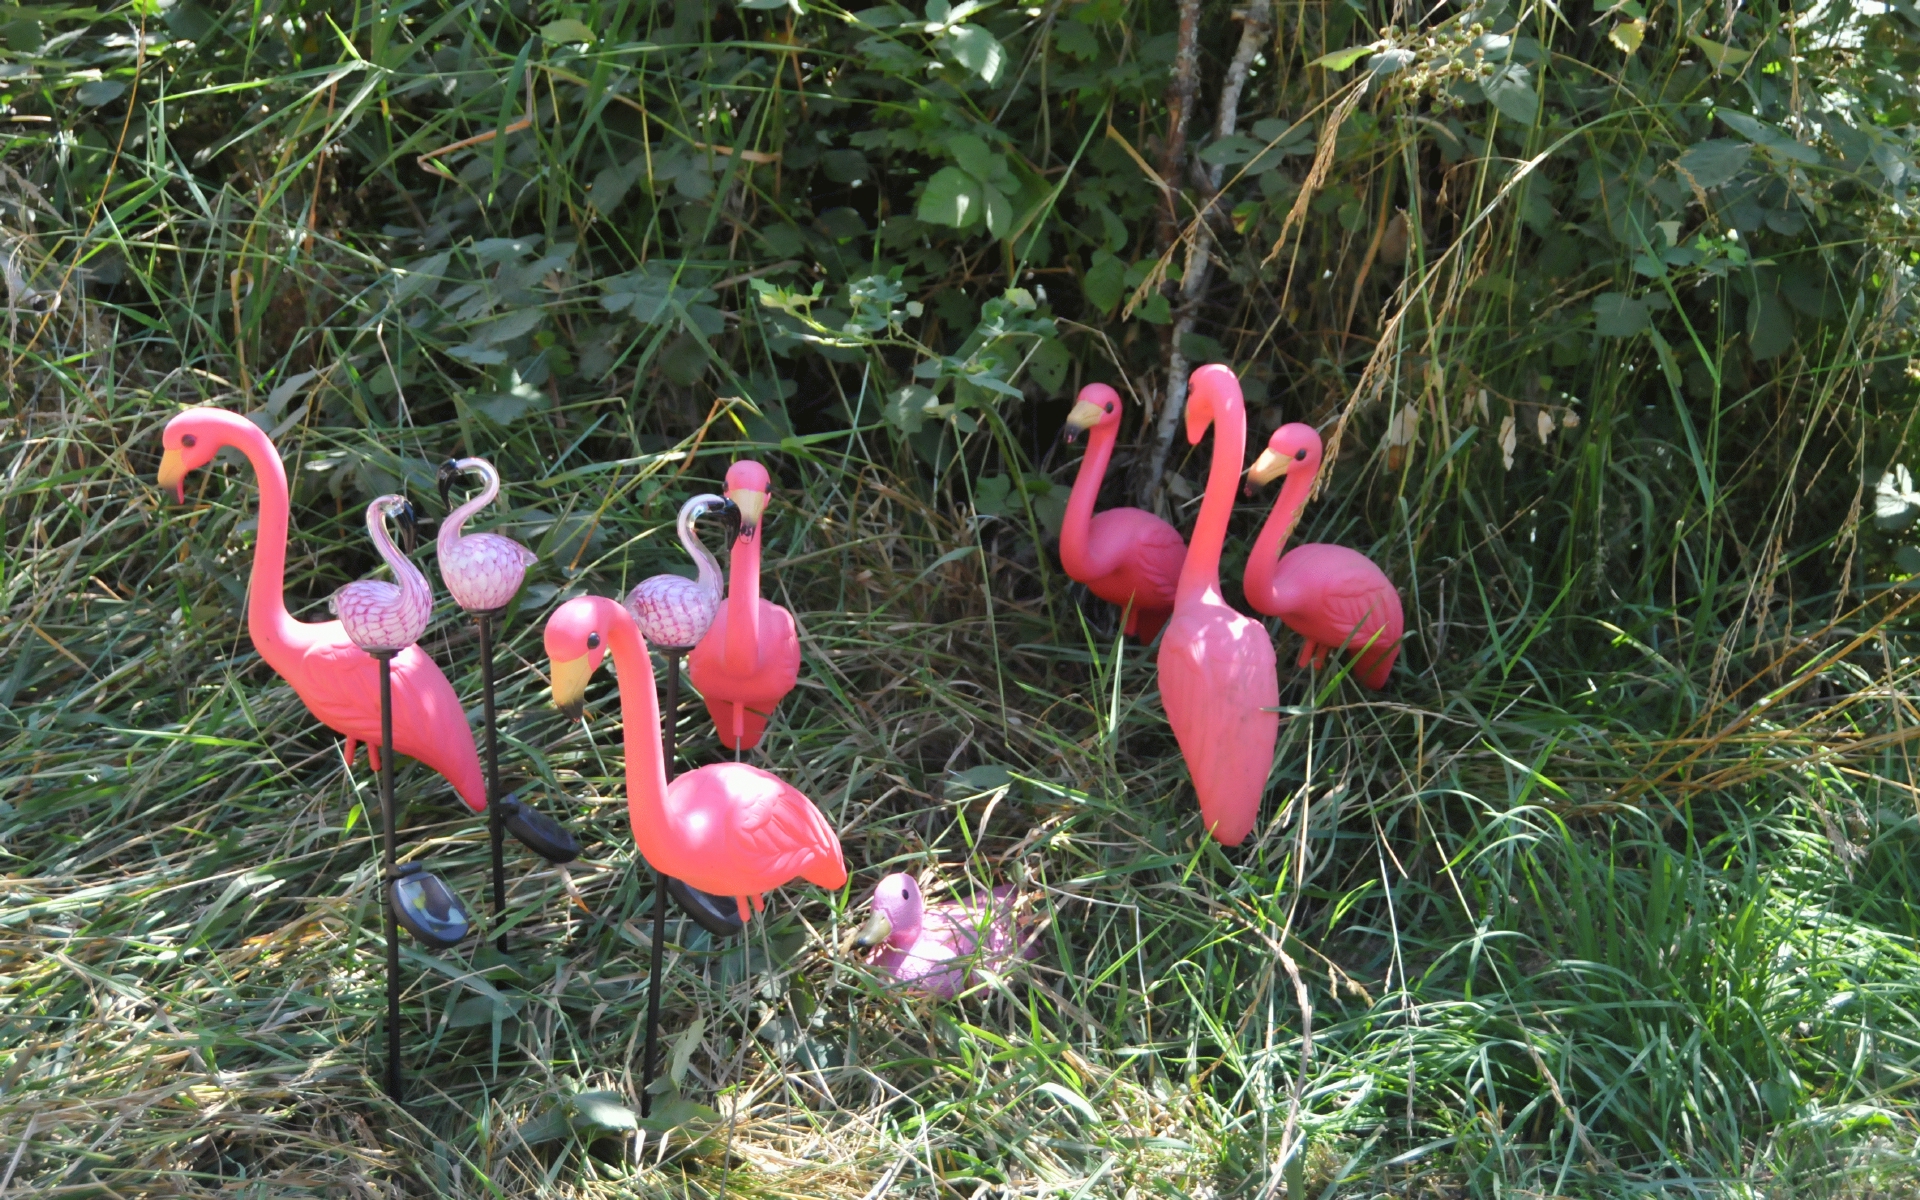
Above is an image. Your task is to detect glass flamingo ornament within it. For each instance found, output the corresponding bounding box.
[1243,425,1404,689]
[332,495,474,1102]
[436,457,579,953]
[1155,365,1282,847]
[1059,384,1187,641]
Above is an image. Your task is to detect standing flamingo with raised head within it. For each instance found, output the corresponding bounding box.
[436,456,578,953]
[1244,425,1403,689]
[1059,383,1187,640]
[688,461,800,751]
[545,595,845,920]
[1155,365,1280,847]
[156,408,486,814]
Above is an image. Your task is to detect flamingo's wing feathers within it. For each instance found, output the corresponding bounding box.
[295,633,381,742]
[1319,576,1403,646]
[725,765,845,884]
[1131,519,1188,604]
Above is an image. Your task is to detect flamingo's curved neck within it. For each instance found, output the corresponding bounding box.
[680,502,724,607]
[1245,462,1317,605]
[1176,386,1248,602]
[724,525,762,670]
[437,461,500,557]
[368,503,432,614]
[1059,421,1119,580]
[601,601,672,846]
[215,415,302,658]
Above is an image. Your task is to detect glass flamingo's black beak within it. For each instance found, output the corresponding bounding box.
[436,460,462,511]
[396,500,419,555]
[719,499,742,546]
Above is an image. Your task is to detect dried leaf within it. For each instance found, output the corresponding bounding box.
[1476,388,1490,423]
[1562,412,1582,429]
[1499,415,1517,470]
[1536,408,1554,443]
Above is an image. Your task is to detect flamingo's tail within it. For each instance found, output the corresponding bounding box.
[802,851,849,890]
[1359,644,1399,690]
[1132,607,1171,642]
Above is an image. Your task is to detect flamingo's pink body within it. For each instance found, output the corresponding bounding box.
[437,457,536,613]
[689,462,800,750]
[626,493,728,648]
[332,496,433,652]
[157,409,486,812]
[1244,425,1403,690]
[545,596,844,922]
[857,873,1036,1000]
[1059,384,1186,640]
[1155,366,1280,847]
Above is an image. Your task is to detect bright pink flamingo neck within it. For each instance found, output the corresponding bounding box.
[1245,457,1318,602]
[1060,419,1119,581]
[593,597,672,845]
[203,412,301,658]
[1175,370,1247,602]
[724,527,762,670]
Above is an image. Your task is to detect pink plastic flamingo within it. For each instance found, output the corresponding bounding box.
[688,462,800,750]
[1244,425,1403,689]
[544,595,845,922]
[1060,384,1187,640]
[853,873,1036,1000]
[331,496,432,652]
[436,457,536,612]
[1155,366,1280,847]
[626,493,730,648]
[157,409,486,812]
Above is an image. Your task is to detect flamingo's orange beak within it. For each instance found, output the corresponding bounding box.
[549,654,594,720]
[852,909,893,949]
[1247,447,1289,487]
[157,448,188,504]
[1063,399,1105,438]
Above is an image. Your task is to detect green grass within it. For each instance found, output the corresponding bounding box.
[6,0,1920,1195]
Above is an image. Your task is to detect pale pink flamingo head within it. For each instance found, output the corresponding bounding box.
[853,872,924,950]
[157,409,242,503]
[724,460,771,535]
[543,594,622,719]
[1184,364,1242,445]
[1247,423,1323,489]
[1063,383,1121,442]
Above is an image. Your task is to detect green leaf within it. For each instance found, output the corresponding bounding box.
[982,187,1013,239]
[1592,292,1650,337]
[1687,32,1751,71]
[1028,336,1071,393]
[667,1016,706,1087]
[918,166,984,228]
[1896,545,1920,575]
[1199,135,1265,167]
[1480,64,1538,125]
[1053,20,1099,59]
[1082,251,1126,315]
[973,474,1013,516]
[1674,139,1751,189]
[949,135,995,183]
[886,385,940,433]
[1746,292,1794,359]
[947,763,1013,794]
[519,1090,638,1146]
[538,17,595,42]
[1608,18,1645,53]
[943,25,1006,84]
[1309,44,1375,70]
[75,80,129,107]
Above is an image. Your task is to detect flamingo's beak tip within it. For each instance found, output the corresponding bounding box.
[852,909,893,949]
[732,490,767,537]
[550,654,594,717]
[157,448,188,504]
[1247,448,1288,487]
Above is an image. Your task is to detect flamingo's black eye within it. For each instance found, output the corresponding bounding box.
[586,632,601,649]
[181,434,197,448]
[1104,403,1114,413]
[1295,448,1308,461]
[902,886,911,898]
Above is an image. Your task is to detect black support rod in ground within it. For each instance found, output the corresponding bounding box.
[639,645,687,1119]
[373,648,403,1102]
[475,609,508,952]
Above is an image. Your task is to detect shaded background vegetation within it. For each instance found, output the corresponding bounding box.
[5,0,1920,1193]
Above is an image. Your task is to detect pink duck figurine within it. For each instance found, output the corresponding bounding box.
[1244,424,1403,689]
[545,595,845,922]
[853,873,1036,1000]
[156,409,487,813]
[331,496,432,651]
[436,457,537,613]
[1059,384,1187,640]
[626,492,731,648]
[1156,366,1281,847]
[688,461,801,751]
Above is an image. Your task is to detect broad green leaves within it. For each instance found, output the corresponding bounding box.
[916,134,1021,238]
[1674,140,1752,189]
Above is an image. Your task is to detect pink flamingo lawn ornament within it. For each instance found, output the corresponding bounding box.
[1156,366,1280,847]
[1060,383,1187,641]
[333,494,473,1102]
[437,457,578,953]
[852,873,1036,1000]
[544,595,845,1111]
[1244,425,1404,689]
[688,461,800,752]
[156,410,488,812]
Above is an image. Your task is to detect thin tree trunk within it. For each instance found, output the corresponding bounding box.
[1137,0,1275,509]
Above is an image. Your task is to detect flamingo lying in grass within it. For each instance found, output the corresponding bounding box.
[157,409,486,812]
[853,873,1036,999]
[1155,366,1280,847]
[689,461,800,751]
[1059,384,1186,640]
[545,595,844,922]
[1244,424,1403,689]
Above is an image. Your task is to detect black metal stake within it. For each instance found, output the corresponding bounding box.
[640,645,685,1120]
[476,609,508,952]
[374,648,403,1102]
